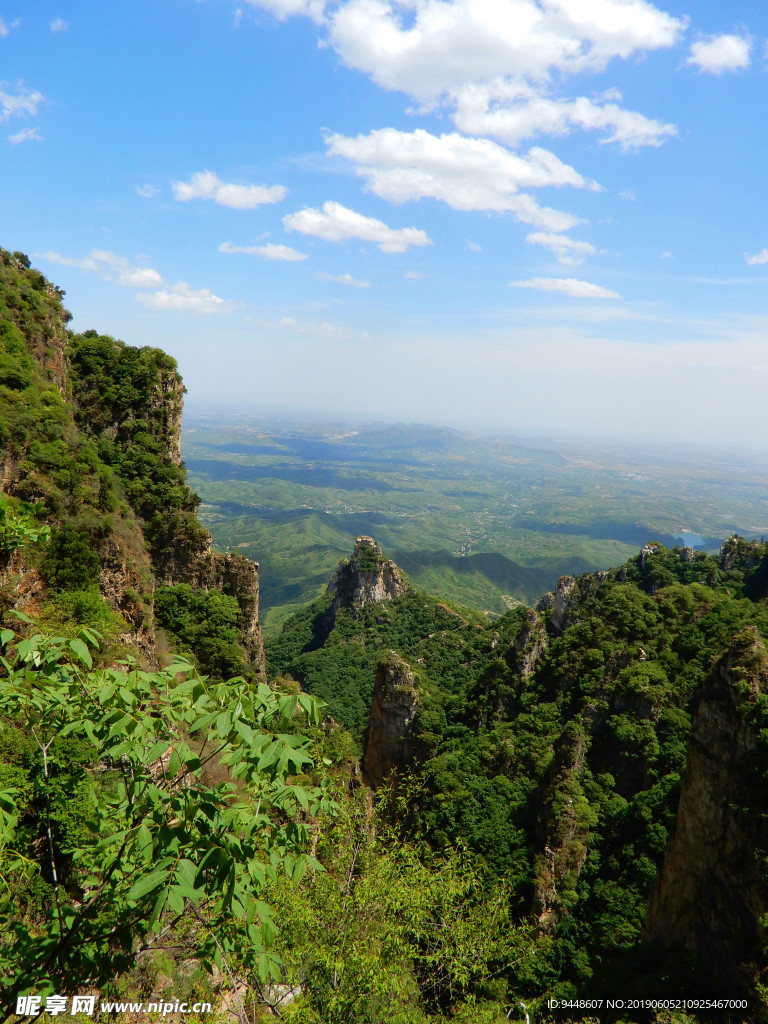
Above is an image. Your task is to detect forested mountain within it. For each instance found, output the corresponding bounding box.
[2,249,768,1023]
[268,533,768,1017]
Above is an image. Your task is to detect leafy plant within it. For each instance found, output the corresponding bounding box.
[0,620,334,1012]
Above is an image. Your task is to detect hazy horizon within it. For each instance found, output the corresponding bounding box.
[5,1,768,450]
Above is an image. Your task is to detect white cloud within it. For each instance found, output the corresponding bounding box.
[661,250,672,259]
[327,0,684,102]
[218,240,308,261]
[0,17,20,37]
[137,282,234,315]
[8,126,43,145]
[172,170,287,209]
[50,17,68,32]
[119,266,165,287]
[326,128,589,231]
[526,231,596,266]
[466,241,482,252]
[746,248,768,266]
[36,249,164,288]
[619,188,636,201]
[686,33,751,74]
[242,0,325,24]
[509,276,619,298]
[263,315,372,341]
[452,81,676,151]
[135,184,160,198]
[0,84,45,122]
[316,271,370,287]
[405,270,424,279]
[284,200,431,253]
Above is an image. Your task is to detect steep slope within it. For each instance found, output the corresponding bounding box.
[0,248,264,677]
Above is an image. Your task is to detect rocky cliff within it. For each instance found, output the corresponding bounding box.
[327,536,409,614]
[0,249,264,677]
[644,627,768,997]
[363,650,419,789]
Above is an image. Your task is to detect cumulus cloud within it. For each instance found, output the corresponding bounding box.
[218,240,308,261]
[509,276,619,298]
[326,128,588,231]
[135,184,160,198]
[36,249,164,288]
[242,0,325,24]
[316,271,370,287]
[172,170,287,209]
[284,200,431,253]
[137,282,234,315]
[452,82,676,151]
[686,33,751,74]
[746,249,768,266]
[526,231,596,266]
[327,0,684,101]
[0,84,45,122]
[8,126,43,145]
[50,17,68,32]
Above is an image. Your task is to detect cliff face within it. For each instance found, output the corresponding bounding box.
[510,608,547,677]
[0,250,264,678]
[167,548,266,677]
[327,536,408,614]
[363,651,419,789]
[643,628,768,995]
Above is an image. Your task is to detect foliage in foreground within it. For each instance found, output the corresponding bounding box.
[0,621,332,1015]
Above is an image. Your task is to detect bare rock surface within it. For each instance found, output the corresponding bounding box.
[363,651,419,789]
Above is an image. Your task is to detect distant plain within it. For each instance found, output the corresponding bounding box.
[182,412,768,636]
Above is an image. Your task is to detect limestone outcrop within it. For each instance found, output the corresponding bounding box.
[511,608,547,677]
[179,549,265,675]
[363,651,419,789]
[643,628,768,995]
[327,536,408,614]
[550,576,576,633]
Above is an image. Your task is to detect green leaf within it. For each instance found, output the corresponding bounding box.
[126,868,169,901]
[167,886,185,916]
[188,709,219,734]
[175,859,197,888]
[68,637,92,668]
[0,629,14,647]
[136,823,153,864]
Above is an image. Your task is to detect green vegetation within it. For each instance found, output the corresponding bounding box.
[67,331,209,568]
[182,415,768,632]
[0,622,330,1010]
[268,537,768,1012]
[5,249,768,1021]
[154,583,252,681]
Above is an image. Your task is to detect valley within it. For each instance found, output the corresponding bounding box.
[182,410,768,634]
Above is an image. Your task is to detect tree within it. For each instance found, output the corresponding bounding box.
[0,618,333,1018]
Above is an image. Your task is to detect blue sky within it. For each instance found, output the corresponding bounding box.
[3,0,768,446]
